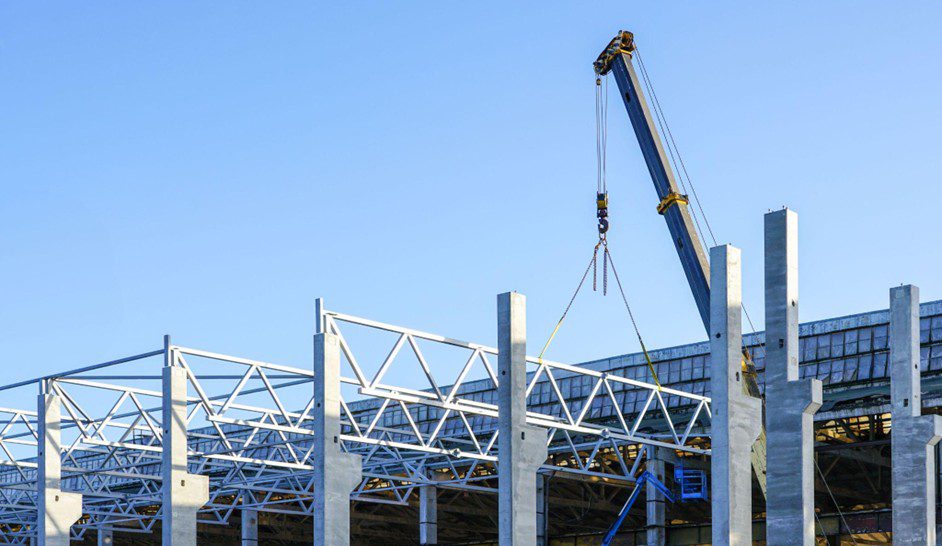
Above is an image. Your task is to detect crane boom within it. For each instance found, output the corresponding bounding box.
[594,31,712,332]
[595,30,768,498]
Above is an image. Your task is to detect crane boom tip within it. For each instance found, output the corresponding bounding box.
[594,30,636,75]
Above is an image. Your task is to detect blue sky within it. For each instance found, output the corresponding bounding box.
[2,3,941,390]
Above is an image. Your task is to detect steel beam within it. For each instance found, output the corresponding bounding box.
[889,285,941,545]
[37,390,82,546]
[497,292,547,546]
[764,209,821,546]
[709,245,761,546]
[313,332,362,546]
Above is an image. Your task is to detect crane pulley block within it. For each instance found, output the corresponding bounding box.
[594,30,636,76]
[596,192,609,236]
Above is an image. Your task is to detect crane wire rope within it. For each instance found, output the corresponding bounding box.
[633,49,709,251]
[596,72,609,195]
[537,74,662,390]
[814,456,860,545]
[636,48,718,248]
[634,48,762,351]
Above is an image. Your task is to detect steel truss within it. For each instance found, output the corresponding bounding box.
[0,304,711,543]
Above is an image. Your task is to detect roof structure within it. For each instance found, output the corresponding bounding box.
[0,299,939,543]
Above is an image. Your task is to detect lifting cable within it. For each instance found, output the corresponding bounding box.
[635,47,763,361]
[538,73,662,390]
[814,456,860,545]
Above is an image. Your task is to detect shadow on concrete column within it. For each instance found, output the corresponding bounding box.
[497,292,548,546]
[241,508,258,546]
[709,245,762,546]
[646,447,667,545]
[764,209,822,546]
[889,285,942,545]
[313,332,362,546]
[37,388,82,546]
[161,339,209,546]
[419,485,437,545]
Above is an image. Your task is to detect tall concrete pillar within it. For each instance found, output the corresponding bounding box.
[96,528,113,546]
[497,292,548,546]
[313,333,362,546]
[37,388,82,546]
[161,338,209,546]
[419,486,438,545]
[764,209,822,546]
[241,509,258,546]
[536,474,548,546]
[709,245,762,546]
[889,285,942,545]
[646,447,667,545]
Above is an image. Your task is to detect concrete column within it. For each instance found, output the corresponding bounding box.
[419,486,438,545]
[96,528,113,546]
[764,209,822,546]
[37,389,82,546]
[890,285,942,545]
[646,447,667,545]
[161,338,209,546]
[241,509,258,546]
[313,333,362,546]
[536,475,548,546]
[497,292,548,546]
[709,245,762,546]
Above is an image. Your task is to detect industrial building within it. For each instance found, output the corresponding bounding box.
[2,30,936,546]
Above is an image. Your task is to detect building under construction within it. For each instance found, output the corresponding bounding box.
[2,32,937,546]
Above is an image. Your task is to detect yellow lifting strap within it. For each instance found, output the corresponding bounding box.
[637,338,662,390]
[656,191,689,215]
[537,316,566,362]
[538,243,601,363]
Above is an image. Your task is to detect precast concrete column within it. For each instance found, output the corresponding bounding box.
[709,245,762,546]
[764,209,822,546]
[890,285,942,545]
[497,292,548,546]
[96,528,113,546]
[536,474,548,546]
[161,338,209,546]
[37,388,82,546]
[646,447,667,546]
[313,333,362,546]
[419,485,438,545]
[241,509,259,546]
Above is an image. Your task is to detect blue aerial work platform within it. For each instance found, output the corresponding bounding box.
[601,470,675,546]
[674,465,709,501]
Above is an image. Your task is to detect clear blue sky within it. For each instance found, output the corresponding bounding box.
[2,3,941,389]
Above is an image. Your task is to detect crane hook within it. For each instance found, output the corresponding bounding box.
[596,191,609,239]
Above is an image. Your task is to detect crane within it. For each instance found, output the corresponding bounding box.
[593,30,768,497]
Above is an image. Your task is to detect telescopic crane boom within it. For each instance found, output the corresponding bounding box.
[594,31,711,330]
[595,30,768,497]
